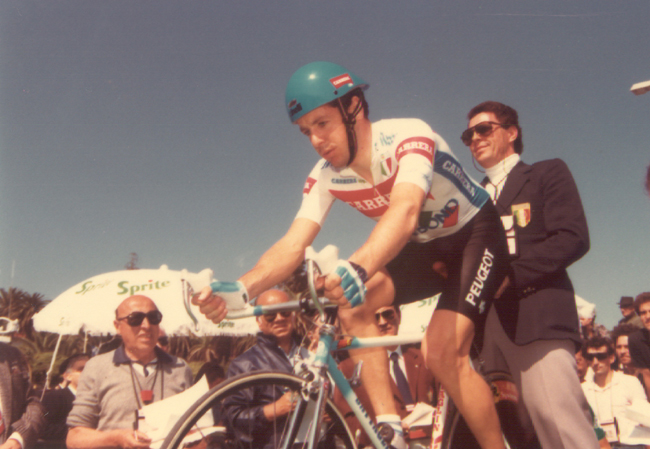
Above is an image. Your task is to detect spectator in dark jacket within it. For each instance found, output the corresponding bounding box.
[41,354,89,443]
[617,296,643,329]
[0,341,45,449]
[223,289,309,449]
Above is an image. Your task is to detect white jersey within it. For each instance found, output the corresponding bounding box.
[296,118,489,243]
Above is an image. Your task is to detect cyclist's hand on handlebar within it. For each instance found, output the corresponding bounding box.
[323,272,348,307]
[192,286,228,324]
[323,260,367,308]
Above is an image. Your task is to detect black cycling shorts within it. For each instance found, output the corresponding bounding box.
[386,201,508,334]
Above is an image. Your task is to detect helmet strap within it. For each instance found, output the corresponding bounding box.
[336,98,364,166]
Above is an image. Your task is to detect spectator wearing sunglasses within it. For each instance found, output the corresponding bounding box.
[66,295,193,449]
[581,336,647,448]
[223,289,309,449]
[466,101,596,449]
[334,305,436,447]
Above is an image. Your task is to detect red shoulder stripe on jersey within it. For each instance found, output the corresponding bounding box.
[395,137,436,164]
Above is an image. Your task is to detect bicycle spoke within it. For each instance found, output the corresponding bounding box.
[161,371,355,449]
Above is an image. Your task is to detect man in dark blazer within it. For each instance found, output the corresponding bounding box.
[462,101,598,449]
[334,305,436,446]
[0,341,45,449]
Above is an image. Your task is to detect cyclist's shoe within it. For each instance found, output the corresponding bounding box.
[376,422,406,449]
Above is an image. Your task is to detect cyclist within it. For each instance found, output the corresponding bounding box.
[195,61,509,449]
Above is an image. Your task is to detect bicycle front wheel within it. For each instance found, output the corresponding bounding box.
[161,371,356,449]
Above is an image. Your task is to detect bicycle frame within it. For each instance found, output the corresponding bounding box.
[219,298,424,449]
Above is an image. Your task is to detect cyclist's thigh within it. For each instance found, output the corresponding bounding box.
[436,204,508,345]
[385,239,447,307]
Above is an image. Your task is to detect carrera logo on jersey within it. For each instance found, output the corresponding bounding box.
[395,137,435,163]
[330,175,396,218]
[351,195,390,213]
[332,178,358,184]
[330,73,353,89]
[441,160,477,197]
[415,199,459,233]
[303,177,317,195]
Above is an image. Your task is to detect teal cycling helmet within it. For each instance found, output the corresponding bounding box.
[286,62,369,166]
[285,61,368,122]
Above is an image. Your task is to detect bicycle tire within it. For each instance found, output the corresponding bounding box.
[440,400,481,449]
[161,371,356,449]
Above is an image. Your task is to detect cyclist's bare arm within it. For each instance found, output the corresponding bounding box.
[193,218,320,321]
[324,182,425,302]
[350,182,425,275]
[241,217,321,297]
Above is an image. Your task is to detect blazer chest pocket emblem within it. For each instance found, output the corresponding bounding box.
[511,203,531,228]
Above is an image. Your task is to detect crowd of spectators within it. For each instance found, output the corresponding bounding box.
[4,289,650,449]
[575,292,650,449]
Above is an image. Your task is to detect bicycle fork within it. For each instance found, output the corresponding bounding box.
[280,374,330,449]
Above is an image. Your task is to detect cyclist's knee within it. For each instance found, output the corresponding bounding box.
[425,340,465,378]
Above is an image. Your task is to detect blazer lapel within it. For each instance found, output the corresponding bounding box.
[494,161,531,215]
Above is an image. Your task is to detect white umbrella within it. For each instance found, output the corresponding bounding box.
[33,265,259,337]
[398,294,439,338]
[33,265,260,395]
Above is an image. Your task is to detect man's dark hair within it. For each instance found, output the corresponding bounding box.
[610,323,638,345]
[58,353,89,375]
[467,101,523,154]
[634,292,650,313]
[329,88,369,119]
[582,335,614,356]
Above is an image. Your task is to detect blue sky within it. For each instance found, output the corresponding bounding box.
[1,0,648,329]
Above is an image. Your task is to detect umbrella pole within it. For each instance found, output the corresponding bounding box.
[42,333,64,400]
[83,331,88,353]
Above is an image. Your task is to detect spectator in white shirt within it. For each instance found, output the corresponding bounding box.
[581,336,648,448]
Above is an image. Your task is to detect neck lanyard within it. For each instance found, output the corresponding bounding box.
[128,360,163,409]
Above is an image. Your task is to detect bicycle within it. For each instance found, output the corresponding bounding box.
[162,246,537,449]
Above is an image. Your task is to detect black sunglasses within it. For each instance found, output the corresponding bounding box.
[375,309,397,322]
[460,121,511,146]
[584,352,610,362]
[263,311,292,323]
[117,310,163,327]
